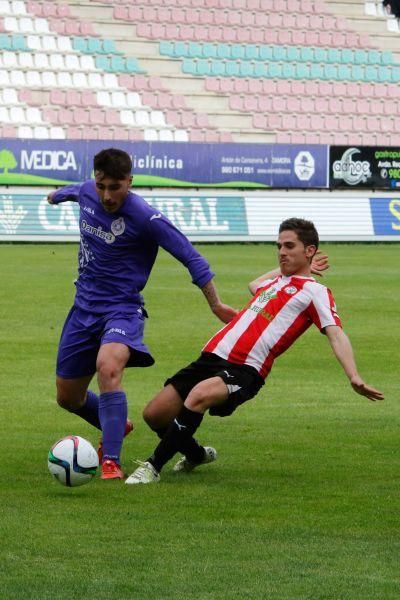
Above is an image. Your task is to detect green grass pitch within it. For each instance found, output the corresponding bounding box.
[0,242,398,599]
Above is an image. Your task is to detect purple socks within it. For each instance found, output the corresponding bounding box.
[98,391,127,464]
[70,389,101,429]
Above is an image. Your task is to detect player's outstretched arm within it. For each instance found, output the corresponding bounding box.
[248,268,281,295]
[325,325,384,402]
[201,280,238,323]
[47,184,81,205]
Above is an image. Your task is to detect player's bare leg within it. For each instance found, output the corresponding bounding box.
[96,342,131,479]
[56,374,93,410]
[143,384,184,431]
[56,374,104,430]
[140,385,191,479]
[142,384,211,471]
[127,379,225,484]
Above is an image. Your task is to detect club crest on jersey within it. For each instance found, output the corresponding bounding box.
[250,287,277,315]
[258,288,277,303]
[111,217,125,236]
[283,286,297,295]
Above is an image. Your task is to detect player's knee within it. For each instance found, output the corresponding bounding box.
[56,392,78,411]
[143,404,162,429]
[185,387,210,412]
[96,360,121,389]
[142,404,154,426]
[56,382,86,410]
[56,393,67,409]
[143,401,177,430]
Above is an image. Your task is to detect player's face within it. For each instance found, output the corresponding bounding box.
[277,230,316,276]
[95,173,132,213]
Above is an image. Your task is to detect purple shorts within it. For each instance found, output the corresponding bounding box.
[56,305,154,378]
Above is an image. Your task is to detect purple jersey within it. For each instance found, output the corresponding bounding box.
[52,181,214,313]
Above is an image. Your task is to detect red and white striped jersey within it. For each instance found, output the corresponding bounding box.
[203,275,342,379]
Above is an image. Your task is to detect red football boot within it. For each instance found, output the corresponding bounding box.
[101,459,125,480]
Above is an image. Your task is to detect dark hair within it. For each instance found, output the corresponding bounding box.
[383,0,400,17]
[279,218,319,249]
[93,148,132,180]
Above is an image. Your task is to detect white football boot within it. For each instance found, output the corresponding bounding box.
[125,461,160,484]
[173,446,217,473]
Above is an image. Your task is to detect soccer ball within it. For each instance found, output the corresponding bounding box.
[48,435,99,487]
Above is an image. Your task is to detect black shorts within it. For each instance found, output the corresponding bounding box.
[165,352,265,417]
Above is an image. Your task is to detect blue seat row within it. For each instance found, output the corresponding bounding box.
[72,37,122,56]
[161,41,394,66]
[95,55,144,74]
[182,58,400,82]
[0,34,28,52]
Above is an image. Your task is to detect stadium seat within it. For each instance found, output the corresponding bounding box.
[2,51,17,68]
[55,72,72,88]
[258,45,272,61]
[87,73,102,88]
[120,110,135,126]
[144,129,158,141]
[104,110,121,126]
[17,52,32,68]
[0,106,10,123]
[30,52,47,69]
[159,129,174,141]
[365,65,378,81]
[240,61,255,77]
[154,93,171,110]
[95,56,110,71]
[294,64,310,80]
[126,92,142,108]
[386,17,399,32]
[11,70,26,86]
[81,71,95,87]
[200,39,220,56]
[18,125,33,138]
[25,106,41,123]
[255,96,271,112]
[2,87,18,105]
[108,91,125,108]
[87,37,104,54]
[6,106,27,128]
[0,70,10,85]
[0,34,13,50]
[110,56,126,72]
[73,108,89,126]
[136,110,150,126]
[390,67,400,83]
[225,61,240,77]
[11,33,26,51]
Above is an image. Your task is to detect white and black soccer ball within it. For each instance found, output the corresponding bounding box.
[48,435,99,487]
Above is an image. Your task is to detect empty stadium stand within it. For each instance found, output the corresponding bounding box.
[0,0,399,143]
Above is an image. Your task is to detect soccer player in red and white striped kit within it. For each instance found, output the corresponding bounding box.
[126,217,384,484]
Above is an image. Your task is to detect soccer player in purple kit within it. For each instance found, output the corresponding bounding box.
[47,148,237,480]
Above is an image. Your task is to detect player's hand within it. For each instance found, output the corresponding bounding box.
[350,376,384,401]
[311,250,329,277]
[212,303,238,323]
[47,191,56,204]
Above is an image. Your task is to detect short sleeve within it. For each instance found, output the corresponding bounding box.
[306,284,342,331]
